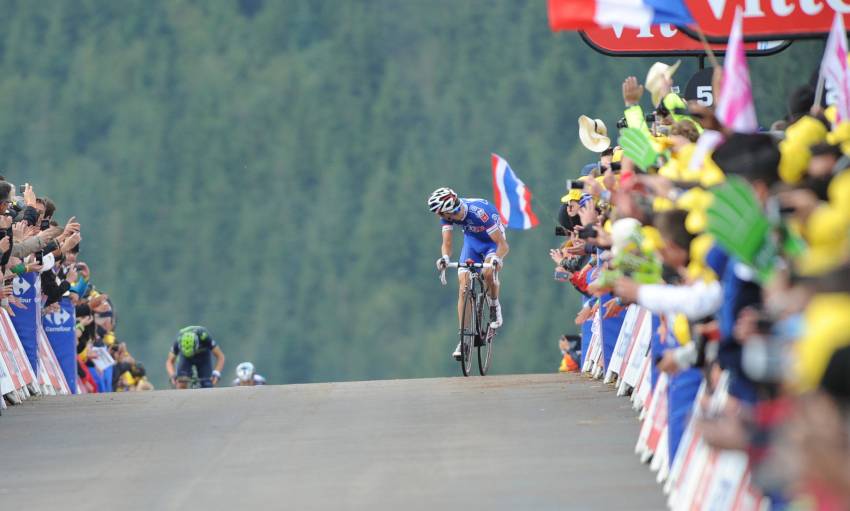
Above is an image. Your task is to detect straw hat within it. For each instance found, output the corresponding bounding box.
[645,60,681,106]
[578,115,611,153]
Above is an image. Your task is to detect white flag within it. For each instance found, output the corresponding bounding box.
[820,12,850,123]
[715,7,758,133]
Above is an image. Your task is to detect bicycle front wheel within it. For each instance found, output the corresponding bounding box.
[459,288,475,377]
[477,324,493,376]
[476,288,493,376]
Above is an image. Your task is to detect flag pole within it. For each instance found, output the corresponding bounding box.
[692,24,721,69]
[813,72,825,109]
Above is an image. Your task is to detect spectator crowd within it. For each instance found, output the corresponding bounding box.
[0,179,151,401]
[551,60,850,509]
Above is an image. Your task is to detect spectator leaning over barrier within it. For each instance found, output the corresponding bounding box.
[0,178,151,397]
[610,210,713,463]
[547,55,850,507]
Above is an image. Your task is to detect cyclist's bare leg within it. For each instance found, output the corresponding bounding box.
[483,255,503,328]
[457,270,470,327]
[483,256,500,300]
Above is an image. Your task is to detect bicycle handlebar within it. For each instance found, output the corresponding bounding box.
[439,261,499,286]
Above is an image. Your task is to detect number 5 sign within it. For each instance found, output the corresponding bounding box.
[683,68,716,106]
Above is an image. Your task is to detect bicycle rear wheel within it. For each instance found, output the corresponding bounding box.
[459,288,475,377]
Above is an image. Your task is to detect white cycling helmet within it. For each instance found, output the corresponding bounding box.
[427,187,460,213]
[235,362,255,382]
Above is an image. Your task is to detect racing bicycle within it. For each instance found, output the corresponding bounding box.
[440,260,498,376]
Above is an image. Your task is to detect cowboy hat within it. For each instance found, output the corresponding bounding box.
[578,115,611,153]
[645,60,681,107]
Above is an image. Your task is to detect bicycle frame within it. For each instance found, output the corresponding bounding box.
[439,260,499,376]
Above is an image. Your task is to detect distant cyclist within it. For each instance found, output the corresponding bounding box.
[165,326,226,389]
[232,361,266,386]
[428,187,509,359]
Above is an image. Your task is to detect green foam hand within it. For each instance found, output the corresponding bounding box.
[619,127,658,171]
[707,176,774,280]
[614,252,662,284]
[595,269,623,290]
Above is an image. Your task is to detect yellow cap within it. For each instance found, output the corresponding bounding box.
[672,313,691,346]
[560,189,583,204]
[612,148,623,163]
[640,225,664,253]
[794,293,850,392]
[826,120,850,154]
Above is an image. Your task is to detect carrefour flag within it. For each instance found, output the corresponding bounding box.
[491,154,539,230]
[548,0,694,31]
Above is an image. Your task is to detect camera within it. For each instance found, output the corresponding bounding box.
[566,179,585,190]
[644,113,656,124]
[606,161,622,173]
[564,254,590,272]
[756,317,774,333]
[17,184,26,194]
[578,226,597,239]
[616,117,628,129]
[35,251,43,265]
[39,218,50,231]
[554,225,569,237]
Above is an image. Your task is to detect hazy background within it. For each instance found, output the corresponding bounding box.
[0,0,821,386]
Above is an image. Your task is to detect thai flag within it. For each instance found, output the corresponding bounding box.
[548,0,694,31]
[491,154,539,230]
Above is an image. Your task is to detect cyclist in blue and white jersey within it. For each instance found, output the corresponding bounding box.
[428,187,509,359]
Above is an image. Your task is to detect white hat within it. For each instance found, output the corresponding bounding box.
[645,60,681,107]
[578,115,611,153]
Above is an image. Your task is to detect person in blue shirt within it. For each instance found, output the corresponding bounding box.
[428,187,509,360]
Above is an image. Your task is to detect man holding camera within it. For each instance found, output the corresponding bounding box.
[428,187,509,360]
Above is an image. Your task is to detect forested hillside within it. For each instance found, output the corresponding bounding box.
[0,0,822,385]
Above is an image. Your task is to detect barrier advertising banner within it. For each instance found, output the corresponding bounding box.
[43,297,77,392]
[0,321,25,395]
[605,305,639,383]
[37,323,70,395]
[683,0,848,41]
[11,273,40,372]
[0,349,15,396]
[0,305,36,389]
[581,24,790,56]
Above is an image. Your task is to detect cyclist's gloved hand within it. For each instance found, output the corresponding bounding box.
[436,255,450,270]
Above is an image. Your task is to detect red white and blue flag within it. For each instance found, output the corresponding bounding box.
[548,0,694,31]
[491,154,539,230]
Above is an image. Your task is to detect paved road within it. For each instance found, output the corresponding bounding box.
[1,373,665,510]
